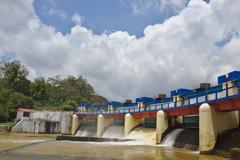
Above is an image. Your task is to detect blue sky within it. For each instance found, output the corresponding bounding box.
[33,0,186,37]
[1,0,238,100]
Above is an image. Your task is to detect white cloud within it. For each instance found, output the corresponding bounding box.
[71,13,84,25]
[0,0,240,101]
[123,0,189,15]
[45,0,67,19]
[48,8,67,19]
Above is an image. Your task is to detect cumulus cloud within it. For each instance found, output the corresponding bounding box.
[71,13,84,25]
[0,0,240,101]
[123,0,189,15]
[45,0,67,19]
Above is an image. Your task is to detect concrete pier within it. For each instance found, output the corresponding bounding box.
[124,113,142,137]
[199,103,239,153]
[156,110,168,144]
[97,114,113,137]
[60,112,72,135]
[71,114,83,135]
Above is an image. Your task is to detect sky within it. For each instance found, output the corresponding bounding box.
[0,0,240,101]
[33,0,189,37]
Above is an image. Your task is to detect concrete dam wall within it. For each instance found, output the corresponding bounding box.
[72,105,240,152]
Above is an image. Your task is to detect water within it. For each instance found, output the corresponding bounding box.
[102,124,124,139]
[75,123,97,137]
[0,131,226,160]
[161,128,199,150]
[161,128,184,146]
[127,126,156,145]
[0,141,227,160]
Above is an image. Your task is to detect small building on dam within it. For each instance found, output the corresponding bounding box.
[12,108,72,134]
[12,71,240,153]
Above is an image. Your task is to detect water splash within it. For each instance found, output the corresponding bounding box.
[127,127,156,145]
[161,128,184,146]
[102,124,124,139]
[75,124,97,137]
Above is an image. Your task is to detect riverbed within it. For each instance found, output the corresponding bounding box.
[0,131,228,160]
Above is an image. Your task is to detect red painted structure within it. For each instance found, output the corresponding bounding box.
[77,94,240,119]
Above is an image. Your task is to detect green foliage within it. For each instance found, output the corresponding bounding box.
[91,94,108,105]
[8,92,34,112]
[47,75,95,104]
[0,60,107,122]
[0,88,12,121]
[0,60,31,95]
[60,100,78,111]
[31,77,49,103]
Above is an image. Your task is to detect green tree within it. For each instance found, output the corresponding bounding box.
[0,60,108,115]
[0,89,11,121]
[8,92,33,113]
[31,77,49,103]
[60,100,78,111]
[47,75,95,104]
[0,60,31,95]
[47,75,63,104]
[61,76,95,103]
[90,94,108,105]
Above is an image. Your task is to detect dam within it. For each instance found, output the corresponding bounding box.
[11,71,240,155]
[70,71,240,153]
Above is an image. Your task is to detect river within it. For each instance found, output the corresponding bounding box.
[0,131,228,160]
[0,140,228,160]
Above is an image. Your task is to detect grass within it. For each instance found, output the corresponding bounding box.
[0,122,16,131]
[0,122,15,126]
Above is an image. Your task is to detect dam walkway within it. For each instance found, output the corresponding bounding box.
[73,71,240,153]
[77,71,240,118]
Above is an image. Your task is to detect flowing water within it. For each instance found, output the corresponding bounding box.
[127,126,156,145]
[161,128,199,150]
[0,131,227,160]
[161,128,184,146]
[75,123,97,137]
[0,141,227,160]
[102,124,124,138]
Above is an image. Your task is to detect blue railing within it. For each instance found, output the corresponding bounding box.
[78,84,240,115]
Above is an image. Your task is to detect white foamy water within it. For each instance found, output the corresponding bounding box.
[161,128,184,146]
[75,124,97,137]
[102,124,124,139]
[127,127,156,145]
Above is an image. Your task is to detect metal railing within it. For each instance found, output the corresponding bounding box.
[77,85,240,115]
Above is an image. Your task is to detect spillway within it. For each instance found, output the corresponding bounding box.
[161,128,199,151]
[161,128,184,146]
[75,123,97,137]
[127,126,156,145]
[102,124,124,139]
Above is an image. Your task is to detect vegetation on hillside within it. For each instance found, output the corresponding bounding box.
[0,60,107,122]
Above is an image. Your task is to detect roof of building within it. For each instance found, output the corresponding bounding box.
[17,108,36,112]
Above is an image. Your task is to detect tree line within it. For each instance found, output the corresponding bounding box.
[0,60,107,122]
